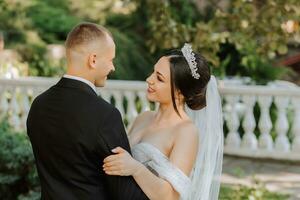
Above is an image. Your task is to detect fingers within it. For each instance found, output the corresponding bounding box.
[103,160,121,168]
[105,170,124,176]
[111,146,126,154]
[102,146,130,176]
[104,146,127,162]
[103,165,121,172]
[103,164,125,176]
[103,154,120,163]
[102,161,114,168]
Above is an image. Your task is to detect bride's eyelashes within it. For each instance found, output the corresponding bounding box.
[147,70,164,82]
[157,75,163,82]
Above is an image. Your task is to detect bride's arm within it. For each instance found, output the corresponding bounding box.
[103,124,198,200]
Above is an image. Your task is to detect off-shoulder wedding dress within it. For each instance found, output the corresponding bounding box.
[132,76,224,200]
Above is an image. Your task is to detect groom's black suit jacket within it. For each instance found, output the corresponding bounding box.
[27,78,148,200]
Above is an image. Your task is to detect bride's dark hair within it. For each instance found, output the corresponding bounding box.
[164,49,211,116]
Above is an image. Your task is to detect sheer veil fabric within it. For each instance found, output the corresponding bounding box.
[185,75,224,200]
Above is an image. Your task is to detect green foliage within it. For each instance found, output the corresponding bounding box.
[109,28,153,80]
[0,119,40,200]
[144,1,191,53]
[168,0,202,25]
[16,42,65,77]
[219,171,289,199]
[27,1,79,43]
[1,0,299,81]
[0,0,32,44]
[67,0,121,24]
[0,0,78,45]
[0,0,68,77]
[216,42,289,84]
[106,9,155,80]
[137,0,300,82]
[220,184,289,200]
[239,54,288,85]
[214,0,297,58]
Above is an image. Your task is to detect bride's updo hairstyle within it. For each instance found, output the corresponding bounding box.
[164,49,211,115]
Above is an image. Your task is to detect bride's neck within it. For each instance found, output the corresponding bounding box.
[154,102,186,125]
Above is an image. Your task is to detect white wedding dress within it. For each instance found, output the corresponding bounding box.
[131,76,224,200]
[132,142,191,199]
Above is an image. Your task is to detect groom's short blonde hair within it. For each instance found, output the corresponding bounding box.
[65,22,112,51]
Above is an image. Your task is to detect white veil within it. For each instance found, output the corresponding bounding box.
[185,75,224,200]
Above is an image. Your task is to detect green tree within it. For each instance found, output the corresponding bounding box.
[133,0,299,82]
[0,0,33,45]
[27,0,79,43]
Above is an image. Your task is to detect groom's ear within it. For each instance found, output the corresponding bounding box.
[88,53,97,69]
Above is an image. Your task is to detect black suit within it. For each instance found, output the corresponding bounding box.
[27,78,148,200]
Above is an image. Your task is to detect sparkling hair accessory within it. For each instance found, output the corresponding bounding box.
[181,43,200,79]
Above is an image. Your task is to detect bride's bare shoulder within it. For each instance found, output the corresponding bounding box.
[173,121,198,145]
[169,121,199,175]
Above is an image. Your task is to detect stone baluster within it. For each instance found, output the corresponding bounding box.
[155,102,159,111]
[258,96,273,151]
[9,87,21,131]
[241,95,257,150]
[0,86,9,120]
[100,90,112,103]
[32,87,43,100]
[112,91,125,118]
[225,95,241,149]
[124,91,138,126]
[274,96,290,152]
[291,97,300,152]
[20,87,31,130]
[137,91,150,113]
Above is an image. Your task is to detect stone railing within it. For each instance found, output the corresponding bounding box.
[1,77,300,161]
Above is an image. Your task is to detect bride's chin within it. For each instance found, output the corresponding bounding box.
[146,94,156,102]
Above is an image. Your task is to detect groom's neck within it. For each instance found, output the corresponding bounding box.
[65,69,95,85]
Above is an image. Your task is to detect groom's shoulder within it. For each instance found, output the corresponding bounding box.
[30,87,53,105]
[94,96,113,108]
[93,96,120,116]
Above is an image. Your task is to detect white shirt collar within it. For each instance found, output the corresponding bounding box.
[63,74,97,94]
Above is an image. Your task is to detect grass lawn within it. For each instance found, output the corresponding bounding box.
[219,184,289,200]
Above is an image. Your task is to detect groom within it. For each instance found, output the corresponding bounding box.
[26,22,148,200]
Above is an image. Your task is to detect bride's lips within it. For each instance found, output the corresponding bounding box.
[147,86,155,93]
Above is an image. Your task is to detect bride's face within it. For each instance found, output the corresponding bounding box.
[146,57,172,104]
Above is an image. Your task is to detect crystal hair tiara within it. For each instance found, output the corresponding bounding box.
[181,43,200,79]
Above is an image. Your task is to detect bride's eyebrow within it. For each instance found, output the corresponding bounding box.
[156,71,165,79]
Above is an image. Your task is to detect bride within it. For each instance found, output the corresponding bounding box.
[103,44,224,200]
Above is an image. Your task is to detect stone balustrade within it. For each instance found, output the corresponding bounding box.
[1,77,300,161]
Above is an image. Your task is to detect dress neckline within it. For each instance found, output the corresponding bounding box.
[134,142,170,160]
[132,142,191,181]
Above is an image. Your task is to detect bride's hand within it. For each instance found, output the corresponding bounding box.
[103,147,143,176]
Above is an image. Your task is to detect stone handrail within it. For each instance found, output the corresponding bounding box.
[1,77,300,161]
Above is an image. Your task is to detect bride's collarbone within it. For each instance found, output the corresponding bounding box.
[130,113,194,155]
[136,126,177,156]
